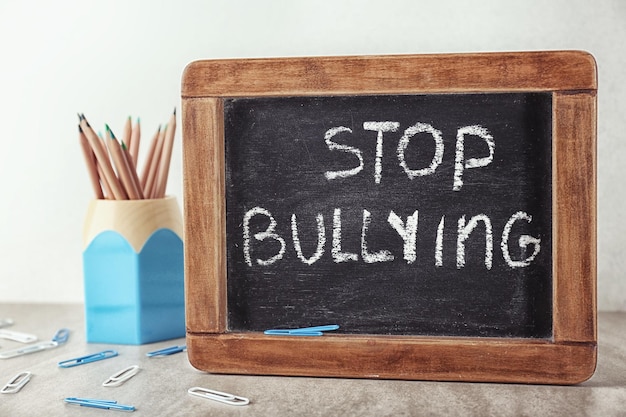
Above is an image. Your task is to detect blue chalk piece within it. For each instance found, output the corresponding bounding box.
[83,228,185,345]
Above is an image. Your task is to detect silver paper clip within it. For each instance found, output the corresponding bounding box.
[64,397,135,412]
[58,349,118,368]
[1,371,31,394]
[0,318,14,329]
[102,365,139,387]
[145,345,186,357]
[0,329,38,343]
[264,324,340,336]
[0,328,69,359]
[188,387,250,406]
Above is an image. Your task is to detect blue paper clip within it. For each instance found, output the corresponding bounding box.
[52,328,70,344]
[264,324,340,336]
[58,349,118,368]
[146,345,186,357]
[64,397,135,412]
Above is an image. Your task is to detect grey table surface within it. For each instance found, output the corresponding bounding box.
[0,303,624,416]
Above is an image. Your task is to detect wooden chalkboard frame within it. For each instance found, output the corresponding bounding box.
[181,51,597,384]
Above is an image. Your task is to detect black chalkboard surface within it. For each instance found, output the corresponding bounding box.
[182,52,597,384]
[224,93,552,338]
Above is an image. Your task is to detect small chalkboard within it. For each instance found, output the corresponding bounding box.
[224,92,553,338]
[182,52,597,384]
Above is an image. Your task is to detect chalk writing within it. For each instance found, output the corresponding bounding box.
[224,92,553,337]
[242,119,539,270]
[243,208,540,269]
[325,122,491,190]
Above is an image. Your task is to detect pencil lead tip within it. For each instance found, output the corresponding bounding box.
[173,107,176,115]
[121,141,128,150]
[78,125,83,133]
[106,125,117,140]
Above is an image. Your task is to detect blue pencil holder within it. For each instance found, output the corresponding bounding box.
[82,196,185,345]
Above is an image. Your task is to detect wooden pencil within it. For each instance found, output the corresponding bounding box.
[155,108,177,198]
[78,125,104,199]
[120,116,142,197]
[130,117,141,167]
[121,116,132,158]
[95,130,114,199]
[121,140,144,199]
[97,163,114,199]
[105,125,142,200]
[78,109,176,200]
[80,114,127,200]
[140,125,160,190]
[143,126,165,198]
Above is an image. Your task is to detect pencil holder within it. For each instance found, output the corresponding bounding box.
[82,196,185,344]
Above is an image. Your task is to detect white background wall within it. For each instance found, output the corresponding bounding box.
[0,0,624,310]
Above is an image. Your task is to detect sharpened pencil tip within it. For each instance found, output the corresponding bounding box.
[78,125,83,133]
[106,124,117,140]
[173,107,176,115]
[121,141,128,150]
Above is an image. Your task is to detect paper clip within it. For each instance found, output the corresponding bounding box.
[188,387,250,406]
[58,349,118,368]
[0,328,69,359]
[0,329,38,343]
[103,365,139,387]
[264,324,340,336]
[52,328,70,344]
[1,371,31,394]
[64,397,135,412]
[0,318,14,329]
[145,345,186,357]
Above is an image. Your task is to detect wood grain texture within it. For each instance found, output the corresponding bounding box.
[82,196,182,252]
[182,51,597,384]
[553,92,597,343]
[187,333,596,385]
[182,97,226,333]
[182,51,596,98]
